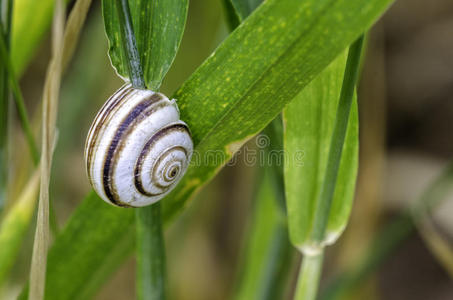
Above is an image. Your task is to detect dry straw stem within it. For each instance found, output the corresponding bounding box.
[28,0,92,299]
[28,0,65,299]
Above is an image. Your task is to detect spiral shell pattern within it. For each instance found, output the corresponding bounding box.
[85,84,193,207]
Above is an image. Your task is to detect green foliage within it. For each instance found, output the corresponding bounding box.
[283,53,359,252]
[102,0,188,90]
[18,0,394,297]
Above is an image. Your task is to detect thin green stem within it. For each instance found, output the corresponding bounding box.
[0,21,40,166]
[115,0,145,89]
[136,203,166,300]
[115,1,166,299]
[294,251,325,300]
[310,35,364,243]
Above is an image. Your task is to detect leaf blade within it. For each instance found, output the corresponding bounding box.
[102,0,189,89]
[283,52,359,251]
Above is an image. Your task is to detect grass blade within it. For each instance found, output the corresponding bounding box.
[310,36,364,244]
[111,0,145,88]
[283,50,359,253]
[103,0,189,90]
[288,36,364,300]
[28,1,65,299]
[19,0,395,297]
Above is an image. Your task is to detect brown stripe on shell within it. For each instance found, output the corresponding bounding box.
[86,84,131,150]
[134,123,190,196]
[102,97,171,206]
[85,85,135,180]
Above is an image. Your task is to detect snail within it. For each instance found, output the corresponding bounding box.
[85,84,193,207]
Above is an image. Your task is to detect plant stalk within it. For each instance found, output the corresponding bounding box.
[136,203,166,300]
[294,251,325,300]
[310,35,364,243]
[115,1,166,299]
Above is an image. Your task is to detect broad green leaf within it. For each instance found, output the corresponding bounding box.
[234,170,293,300]
[283,53,359,252]
[102,0,189,90]
[19,0,393,297]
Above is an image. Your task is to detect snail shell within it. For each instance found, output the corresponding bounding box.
[85,84,193,207]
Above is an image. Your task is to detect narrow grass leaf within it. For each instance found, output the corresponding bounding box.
[28,1,65,299]
[283,52,359,253]
[19,0,394,298]
[103,0,189,90]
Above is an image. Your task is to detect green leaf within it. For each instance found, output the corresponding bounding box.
[20,0,393,297]
[102,0,189,90]
[283,52,359,252]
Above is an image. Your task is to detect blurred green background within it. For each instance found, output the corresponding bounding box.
[3,0,453,299]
